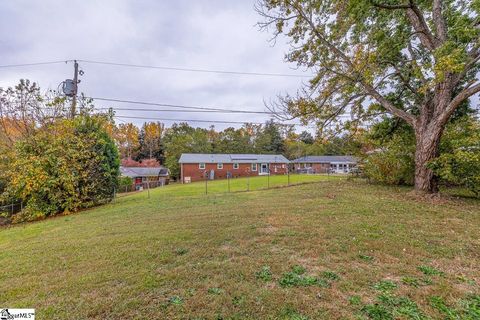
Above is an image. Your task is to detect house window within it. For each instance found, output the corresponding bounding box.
[251,163,257,171]
[233,163,239,169]
[217,163,223,169]
[199,163,205,169]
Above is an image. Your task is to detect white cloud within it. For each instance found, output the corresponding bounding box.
[0,0,310,130]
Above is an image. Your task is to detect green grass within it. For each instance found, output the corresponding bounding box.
[124,173,343,198]
[0,176,479,319]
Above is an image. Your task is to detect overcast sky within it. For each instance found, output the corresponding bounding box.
[0,0,311,131]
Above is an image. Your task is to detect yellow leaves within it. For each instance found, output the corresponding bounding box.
[115,123,140,158]
[351,45,377,85]
[433,42,466,83]
[3,115,119,221]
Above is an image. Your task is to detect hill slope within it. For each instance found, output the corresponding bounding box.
[0,178,479,319]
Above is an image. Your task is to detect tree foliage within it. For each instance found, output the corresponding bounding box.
[121,121,296,180]
[257,0,480,193]
[363,132,416,185]
[2,115,119,222]
[162,123,213,179]
[114,123,140,159]
[136,121,165,162]
[255,120,286,154]
[430,117,480,196]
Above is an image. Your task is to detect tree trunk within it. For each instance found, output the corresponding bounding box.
[414,125,442,194]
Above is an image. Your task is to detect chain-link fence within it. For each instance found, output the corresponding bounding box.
[115,180,169,197]
[0,202,22,216]
[181,172,340,196]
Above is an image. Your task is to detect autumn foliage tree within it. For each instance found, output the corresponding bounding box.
[3,115,119,222]
[137,121,165,162]
[115,123,140,159]
[257,0,480,194]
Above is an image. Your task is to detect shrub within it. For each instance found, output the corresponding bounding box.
[429,117,480,197]
[118,176,133,187]
[2,115,119,222]
[430,147,480,197]
[363,134,415,185]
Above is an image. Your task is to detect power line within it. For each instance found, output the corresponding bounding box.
[89,96,277,114]
[98,107,276,114]
[113,115,265,125]
[0,60,72,68]
[79,59,308,78]
[0,59,309,78]
[92,97,354,120]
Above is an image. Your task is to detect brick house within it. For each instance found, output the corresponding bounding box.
[120,166,170,188]
[292,156,358,174]
[178,153,290,183]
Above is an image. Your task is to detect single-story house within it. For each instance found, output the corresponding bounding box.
[292,155,358,174]
[120,166,170,187]
[178,153,290,183]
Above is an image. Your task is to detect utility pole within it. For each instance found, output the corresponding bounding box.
[71,60,79,118]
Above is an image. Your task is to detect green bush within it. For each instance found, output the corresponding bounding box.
[2,115,119,222]
[363,134,415,185]
[119,176,133,187]
[429,118,480,197]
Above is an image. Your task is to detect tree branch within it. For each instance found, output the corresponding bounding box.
[406,2,437,50]
[289,3,416,126]
[432,0,447,42]
[440,82,480,125]
[370,1,411,9]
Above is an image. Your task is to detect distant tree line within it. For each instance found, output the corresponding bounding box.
[112,120,362,179]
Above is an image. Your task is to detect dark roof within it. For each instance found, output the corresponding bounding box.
[292,155,358,163]
[179,153,290,164]
[120,166,169,178]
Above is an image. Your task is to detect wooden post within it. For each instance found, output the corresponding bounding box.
[287,166,290,186]
[71,60,79,118]
[205,172,208,195]
[147,181,150,199]
[227,174,230,193]
[180,163,184,184]
[267,168,270,189]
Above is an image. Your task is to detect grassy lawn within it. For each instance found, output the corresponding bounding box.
[119,173,343,197]
[0,176,479,319]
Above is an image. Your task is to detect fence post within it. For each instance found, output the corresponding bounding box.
[288,167,290,186]
[267,169,270,189]
[247,173,250,192]
[113,187,116,203]
[147,181,150,199]
[205,171,208,195]
[227,174,230,193]
[11,203,14,215]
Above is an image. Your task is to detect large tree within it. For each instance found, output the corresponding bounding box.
[257,0,480,193]
[115,123,140,159]
[137,121,165,162]
[255,120,286,153]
